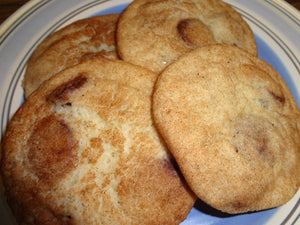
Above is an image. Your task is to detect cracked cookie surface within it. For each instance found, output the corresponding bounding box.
[2,58,196,225]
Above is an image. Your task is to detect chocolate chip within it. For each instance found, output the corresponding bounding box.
[269,90,285,104]
[47,74,87,103]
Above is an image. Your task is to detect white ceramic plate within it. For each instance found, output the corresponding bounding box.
[0,0,299,224]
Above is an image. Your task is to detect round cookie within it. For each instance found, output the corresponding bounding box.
[23,14,120,98]
[2,58,196,225]
[152,44,300,214]
[117,0,257,73]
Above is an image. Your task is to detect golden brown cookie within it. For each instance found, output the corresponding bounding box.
[23,14,120,98]
[117,0,257,73]
[152,44,300,214]
[2,58,196,225]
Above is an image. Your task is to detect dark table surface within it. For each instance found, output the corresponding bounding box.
[1,0,300,25]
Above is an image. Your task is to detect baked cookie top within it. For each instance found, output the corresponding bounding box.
[152,44,300,214]
[23,14,120,98]
[2,58,196,225]
[117,0,257,73]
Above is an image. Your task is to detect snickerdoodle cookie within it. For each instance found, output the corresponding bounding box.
[23,14,120,98]
[117,0,257,73]
[2,58,196,225]
[152,44,300,214]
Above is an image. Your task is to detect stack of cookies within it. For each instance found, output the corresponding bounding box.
[1,0,300,224]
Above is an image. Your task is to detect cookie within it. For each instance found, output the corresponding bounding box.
[2,58,196,225]
[23,14,120,98]
[117,0,257,73]
[152,44,300,214]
